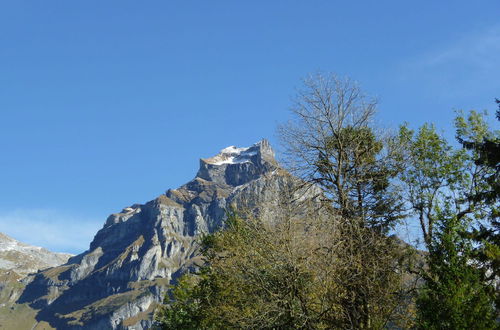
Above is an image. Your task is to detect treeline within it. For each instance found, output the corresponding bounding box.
[155,73,499,329]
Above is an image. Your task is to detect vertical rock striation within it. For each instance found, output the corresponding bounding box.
[17,140,310,329]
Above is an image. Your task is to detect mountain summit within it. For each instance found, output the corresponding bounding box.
[197,139,277,186]
[14,140,302,329]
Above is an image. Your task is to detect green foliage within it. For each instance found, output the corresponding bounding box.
[154,275,204,329]
[155,211,412,329]
[279,73,406,232]
[155,79,499,329]
[402,109,499,328]
[455,103,500,311]
[317,126,405,231]
[399,123,469,247]
[455,108,499,211]
[416,204,497,329]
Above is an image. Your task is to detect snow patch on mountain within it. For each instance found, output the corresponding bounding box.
[204,145,258,165]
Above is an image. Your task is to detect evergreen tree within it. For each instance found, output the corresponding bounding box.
[455,102,500,312]
[278,73,405,232]
[416,203,497,329]
[402,112,499,328]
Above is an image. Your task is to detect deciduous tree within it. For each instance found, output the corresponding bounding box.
[278,73,405,232]
[400,111,498,328]
[155,207,413,329]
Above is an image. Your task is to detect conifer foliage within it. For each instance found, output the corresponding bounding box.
[416,206,497,329]
[154,75,499,329]
[401,107,499,328]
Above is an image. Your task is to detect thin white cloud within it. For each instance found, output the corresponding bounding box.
[398,24,500,101]
[423,25,500,70]
[0,208,103,254]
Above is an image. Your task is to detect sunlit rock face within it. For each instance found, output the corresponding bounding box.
[17,140,312,329]
[197,139,277,186]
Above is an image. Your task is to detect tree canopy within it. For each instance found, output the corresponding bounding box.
[155,75,499,329]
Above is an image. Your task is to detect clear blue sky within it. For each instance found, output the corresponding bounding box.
[1,1,499,253]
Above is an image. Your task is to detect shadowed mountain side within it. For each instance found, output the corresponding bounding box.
[17,140,321,329]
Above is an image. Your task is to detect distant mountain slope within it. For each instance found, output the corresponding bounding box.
[0,233,71,329]
[0,232,72,276]
[16,140,319,329]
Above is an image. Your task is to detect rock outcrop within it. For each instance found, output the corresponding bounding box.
[16,140,311,329]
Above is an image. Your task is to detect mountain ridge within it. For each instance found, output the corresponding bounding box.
[0,232,72,276]
[11,139,314,329]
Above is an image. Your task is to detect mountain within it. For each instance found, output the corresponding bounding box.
[0,233,72,329]
[13,140,312,329]
[0,233,72,276]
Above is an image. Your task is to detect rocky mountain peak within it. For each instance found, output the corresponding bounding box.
[196,139,277,186]
[15,140,313,329]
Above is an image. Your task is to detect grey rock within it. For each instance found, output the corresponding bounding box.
[17,140,316,329]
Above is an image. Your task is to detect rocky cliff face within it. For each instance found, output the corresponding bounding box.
[16,140,310,329]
